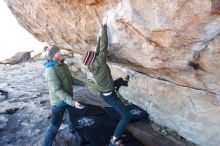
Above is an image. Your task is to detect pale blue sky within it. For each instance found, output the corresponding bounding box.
[0,1,45,61]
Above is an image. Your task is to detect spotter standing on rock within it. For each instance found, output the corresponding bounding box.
[42,46,85,146]
[82,14,131,146]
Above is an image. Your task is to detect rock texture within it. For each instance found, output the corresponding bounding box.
[4,0,220,145]
[0,51,31,64]
[110,64,220,146]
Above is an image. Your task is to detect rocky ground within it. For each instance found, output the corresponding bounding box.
[0,60,52,146]
[0,59,196,146]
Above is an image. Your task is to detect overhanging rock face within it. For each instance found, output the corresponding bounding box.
[4,0,220,145]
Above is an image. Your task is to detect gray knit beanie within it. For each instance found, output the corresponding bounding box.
[45,46,60,60]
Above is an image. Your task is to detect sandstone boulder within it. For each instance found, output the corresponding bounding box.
[4,0,220,145]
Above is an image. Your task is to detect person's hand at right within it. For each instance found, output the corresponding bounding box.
[74,101,85,109]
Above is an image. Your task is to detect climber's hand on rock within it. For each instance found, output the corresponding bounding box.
[102,13,108,26]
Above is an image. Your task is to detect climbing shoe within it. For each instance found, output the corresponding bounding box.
[125,75,129,81]
[109,137,125,146]
[124,75,130,87]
